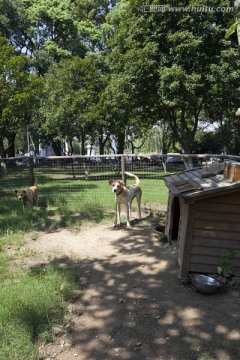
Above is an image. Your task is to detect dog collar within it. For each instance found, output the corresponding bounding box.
[116,188,124,196]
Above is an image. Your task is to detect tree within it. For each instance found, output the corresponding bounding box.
[0,0,119,154]
[1,0,240,156]
[40,56,103,155]
[100,0,160,153]
[0,0,119,74]
[205,47,240,153]
[0,36,42,156]
[157,3,239,153]
[104,0,240,155]
[0,0,88,74]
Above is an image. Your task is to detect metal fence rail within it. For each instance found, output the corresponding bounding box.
[1,153,240,213]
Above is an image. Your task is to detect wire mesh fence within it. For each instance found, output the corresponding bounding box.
[0,153,238,215]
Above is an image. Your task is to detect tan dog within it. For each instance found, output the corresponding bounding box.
[109,171,142,227]
[15,177,38,211]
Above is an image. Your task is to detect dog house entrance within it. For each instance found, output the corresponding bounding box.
[170,196,180,244]
[167,179,199,247]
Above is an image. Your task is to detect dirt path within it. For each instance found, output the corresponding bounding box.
[24,219,240,360]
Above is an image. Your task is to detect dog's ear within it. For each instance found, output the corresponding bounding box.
[119,180,125,186]
[109,179,114,185]
[23,190,26,194]
[15,190,18,193]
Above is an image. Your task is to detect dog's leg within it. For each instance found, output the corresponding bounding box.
[126,202,131,227]
[138,202,141,220]
[136,194,142,220]
[127,197,132,218]
[34,193,38,207]
[116,202,121,226]
[128,201,131,220]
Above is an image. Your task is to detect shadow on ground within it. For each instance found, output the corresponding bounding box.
[27,218,240,360]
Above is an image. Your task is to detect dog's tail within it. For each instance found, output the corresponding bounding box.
[125,171,140,187]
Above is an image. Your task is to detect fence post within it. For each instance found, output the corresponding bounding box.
[29,157,34,186]
[121,155,126,184]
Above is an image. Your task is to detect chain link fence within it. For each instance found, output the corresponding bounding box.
[0,153,238,214]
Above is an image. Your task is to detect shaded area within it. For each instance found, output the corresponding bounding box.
[25,220,240,360]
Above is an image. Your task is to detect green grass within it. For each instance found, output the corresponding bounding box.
[0,164,168,209]
[0,167,168,359]
[0,200,81,359]
[38,177,168,211]
[0,265,80,360]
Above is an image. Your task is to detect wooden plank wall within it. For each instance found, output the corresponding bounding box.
[189,191,240,274]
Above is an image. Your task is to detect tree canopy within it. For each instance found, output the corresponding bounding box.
[41,56,104,154]
[0,0,240,156]
[0,36,42,156]
[104,0,240,153]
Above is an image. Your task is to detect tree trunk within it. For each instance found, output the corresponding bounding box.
[98,132,110,155]
[233,130,240,155]
[69,139,73,155]
[5,133,16,157]
[99,137,105,155]
[52,140,62,156]
[81,133,86,155]
[117,131,125,154]
[0,135,4,157]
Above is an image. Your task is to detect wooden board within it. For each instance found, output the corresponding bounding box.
[224,161,240,182]
[193,237,240,249]
[167,179,201,194]
[193,229,240,241]
[164,165,240,201]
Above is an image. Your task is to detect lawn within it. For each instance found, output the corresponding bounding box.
[0,166,169,359]
[0,188,82,359]
[0,163,169,212]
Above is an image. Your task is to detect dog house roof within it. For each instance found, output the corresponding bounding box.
[164,162,240,202]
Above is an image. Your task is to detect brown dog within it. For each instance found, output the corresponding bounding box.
[109,171,142,227]
[15,178,38,211]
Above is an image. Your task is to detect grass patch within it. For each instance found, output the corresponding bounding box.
[0,229,24,250]
[0,264,80,360]
[0,167,169,358]
[195,353,215,360]
[0,165,168,212]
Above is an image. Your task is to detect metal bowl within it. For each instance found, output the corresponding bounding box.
[189,273,224,294]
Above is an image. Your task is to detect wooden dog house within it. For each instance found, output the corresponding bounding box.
[164,161,240,280]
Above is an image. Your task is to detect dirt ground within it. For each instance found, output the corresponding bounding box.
[22,214,240,360]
